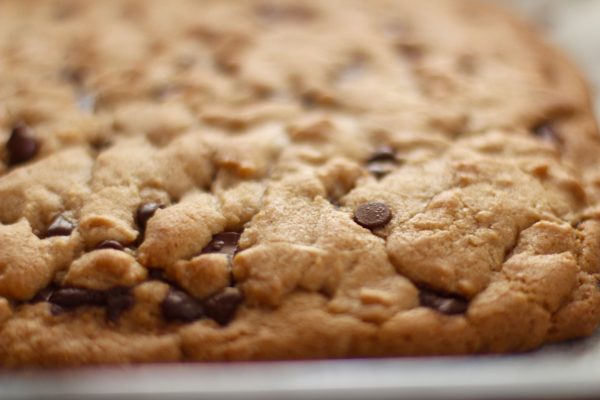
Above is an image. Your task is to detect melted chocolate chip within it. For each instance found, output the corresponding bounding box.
[45,214,75,237]
[136,202,163,232]
[161,288,205,322]
[96,240,125,251]
[204,287,244,326]
[105,287,134,322]
[353,202,392,230]
[6,123,40,165]
[48,287,105,309]
[201,232,241,256]
[419,289,468,315]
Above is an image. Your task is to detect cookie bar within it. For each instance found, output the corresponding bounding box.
[1,0,600,366]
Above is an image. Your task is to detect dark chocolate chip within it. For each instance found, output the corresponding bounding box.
[201,232,241,256]
[368,146,397,163]
[419,289,468,315]
[532,122,562,146]
[161,288,205,322]
[367,162,396,179]
[48,287,105,309]
[353,202,392,230]
[105,287,134,322]
[96,240,125,251]
[204,287,244,326]
[31,284,59,303]
[148,268,168,281]
[136,202,163,232]
[6,123,40,165]
[45,214,75,237]
[367,147,398,178]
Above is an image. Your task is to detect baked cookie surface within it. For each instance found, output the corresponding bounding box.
[1,0,600,366]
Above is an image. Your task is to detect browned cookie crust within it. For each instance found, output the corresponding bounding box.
[1,0,600,367]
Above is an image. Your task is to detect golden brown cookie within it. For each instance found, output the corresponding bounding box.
[0,0,599,366]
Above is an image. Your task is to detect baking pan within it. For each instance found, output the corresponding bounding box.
[1,331,599,400]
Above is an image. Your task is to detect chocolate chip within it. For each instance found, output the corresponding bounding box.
[6,123,40,165]
[204,287,244,326]
[367,162,396,178]
[367,146,398,178]
[161,288,205,322]
[96,240,125,251]
[41,285,133,321]
[148,268,168,281]
[201,232,241,256]
[353,202,392,230]
[105,287,134,322]
[532,122,562,146]
[45,214,75,237]
[368,146,396,163]
[419,289,468,315]
[136,202,163,232]
[31,284,59,303]
[48,287,105,309]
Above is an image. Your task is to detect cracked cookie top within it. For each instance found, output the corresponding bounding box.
[0,0,600,366]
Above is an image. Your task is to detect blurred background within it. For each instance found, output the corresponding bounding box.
[503,0,600,117]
